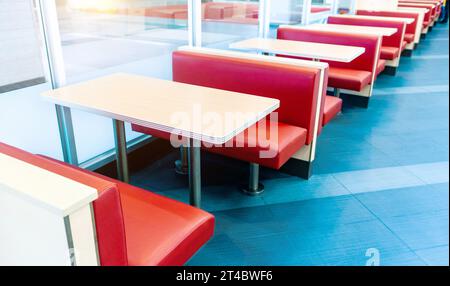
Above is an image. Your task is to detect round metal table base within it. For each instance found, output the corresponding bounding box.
[241,183,265,196]
[175,160,189,175]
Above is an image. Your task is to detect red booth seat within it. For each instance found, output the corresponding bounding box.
[323,96,343,126]
[133,50,325,170]
[377,59,387,76]
[398,3,434,28]
[404,33,415,43]
[400,1,437,21]
[311,6,331,13]
[0,143,215,266]
[277,27,380,92]
[356,10,419,44]
[381,46,401,60]
[327,16,405,61]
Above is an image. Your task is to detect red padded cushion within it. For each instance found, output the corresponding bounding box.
[401,41,408,51]
[399,4,433,23]
[37,153,215,266]
[0,143,128,266]
[380,47,400,60]
[208,119,307,170]
[311,7,330,13]
[133,119,308,170]
[172,51,321,145]
[328,67,372,91]
[357,10,419,37]
[118,183,215,266]
[376,59,387,76]
[404,33,415,43]
[322,96,342,126]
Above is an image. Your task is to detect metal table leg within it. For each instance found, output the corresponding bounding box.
[334,88,341,98]
[55,105,78,165]
[175,146,189,175]
[242,163,265,196]
[112,119,130,183]
[188,138,201,208]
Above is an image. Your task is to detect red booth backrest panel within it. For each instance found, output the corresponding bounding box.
[398,4,433,22]
[357,10,418,35]
[0,143,129,266]
[173,51,322,145]
[277,28,379,73]
[327,16,405,48]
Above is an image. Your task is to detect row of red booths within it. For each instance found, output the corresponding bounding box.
[1,1,445,266]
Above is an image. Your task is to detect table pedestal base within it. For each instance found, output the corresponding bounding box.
[188,139,202,208]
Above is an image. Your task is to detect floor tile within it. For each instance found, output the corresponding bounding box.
[404,162,449,185]
[356,184,449,219]
[333,166,425,194]
[415,245,449,266]
[381,209,449,251]
[285,220,426,266]
[261,174,350,205]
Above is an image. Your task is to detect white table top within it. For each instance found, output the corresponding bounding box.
[292,23,397,36]
[397,7,430,13]
[42,73,280,145]
[399,0,437,5]
[230,38,365,63]
[399,2,436,8]
[0,153,98,217]
[331,14,415,24]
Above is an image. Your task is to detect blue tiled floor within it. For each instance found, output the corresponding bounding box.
[132,24,449,266]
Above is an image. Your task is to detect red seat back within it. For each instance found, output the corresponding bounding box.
[327,16,406,49]
[277,28,380,73]
[398,4,433,22]
[0,142,128,266]
[357,10,418,36]
[172,51,322,145]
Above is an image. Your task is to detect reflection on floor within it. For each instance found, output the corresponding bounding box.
[132,24,450,266]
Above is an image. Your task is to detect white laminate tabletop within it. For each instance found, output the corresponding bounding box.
[399,3,436,8]
[42,73,280,145]
[291,23,397,36]
[397,7,430,13]
[230,38,365,63]
[0,153,98,217]
[399,1,437,6]
[332,14,415,24]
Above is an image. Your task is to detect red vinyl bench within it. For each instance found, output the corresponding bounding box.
[0,142,215,266]
[327,16,406,76]
[277,27,381,108]
[399,1,439,25]
[133,48,328,188]
[398,2,435,35]
[357,10,420,56]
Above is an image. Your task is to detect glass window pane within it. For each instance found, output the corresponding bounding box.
[201,0,261,49]
[0,0,63,159]
[0,0,46,93]
[269,0,306,37]
[55,0,189,163]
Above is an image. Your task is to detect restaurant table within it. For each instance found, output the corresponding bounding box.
[331,14,416,24]
[396,7,429,41]
[293,23,397,36]
[42,73,280,208]
[230,38,365,63]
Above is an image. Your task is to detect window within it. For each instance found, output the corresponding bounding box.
[0,0,46,93]
[55,0,189,162]
[201,0,261,49]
